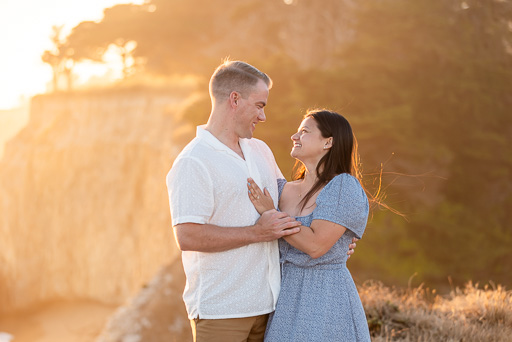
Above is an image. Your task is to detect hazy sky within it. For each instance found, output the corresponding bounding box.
[0,0,144,110]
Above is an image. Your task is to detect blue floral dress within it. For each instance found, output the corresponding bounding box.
[265,173,371,342]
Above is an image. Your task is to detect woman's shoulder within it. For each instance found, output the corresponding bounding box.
[317,173,367,205]
[277,178,288,199]
[325,173,362,192]
[314,173,369,238]
[281,179,301,190]
[277,178,288,187]
[280,179,299,197]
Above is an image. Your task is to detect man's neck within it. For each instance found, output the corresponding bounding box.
[204,121,244,159]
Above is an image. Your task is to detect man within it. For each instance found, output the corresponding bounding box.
[167,60,355,342]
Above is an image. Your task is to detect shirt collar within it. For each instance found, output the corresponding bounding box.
[196,125,252,158]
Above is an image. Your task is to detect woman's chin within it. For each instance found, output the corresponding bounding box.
[290,150,302,161]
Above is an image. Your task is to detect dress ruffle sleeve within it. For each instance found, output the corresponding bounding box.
[312,173,369,239]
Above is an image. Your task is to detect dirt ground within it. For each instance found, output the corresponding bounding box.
[0,300,117,342]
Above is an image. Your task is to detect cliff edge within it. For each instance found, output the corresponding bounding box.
[0,89,194,314]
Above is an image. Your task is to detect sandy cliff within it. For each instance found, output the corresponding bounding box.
[0,106,29,158]
[0,89,194,314]
[97,257,191,342]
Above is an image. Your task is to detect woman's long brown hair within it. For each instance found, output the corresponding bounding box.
[293,109,362,212]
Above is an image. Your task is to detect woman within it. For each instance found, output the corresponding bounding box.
[247,109,371,341]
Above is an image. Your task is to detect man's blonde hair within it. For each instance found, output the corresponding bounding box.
[209,60,272,100]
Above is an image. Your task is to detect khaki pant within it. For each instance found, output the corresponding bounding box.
[190,314,269,342]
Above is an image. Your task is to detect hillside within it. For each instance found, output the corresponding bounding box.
[98,259,512,342]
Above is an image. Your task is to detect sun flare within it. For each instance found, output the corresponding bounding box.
[0,0,144,110]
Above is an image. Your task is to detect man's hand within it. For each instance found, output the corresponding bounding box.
[347,237,358,259]
[252,209,301,242]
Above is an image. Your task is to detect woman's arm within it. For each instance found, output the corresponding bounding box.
[247,178,357,258]
[283,220,346,259]
[174,211,301,252]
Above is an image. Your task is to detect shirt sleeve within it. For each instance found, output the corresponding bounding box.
[312,173,369,239]
[261,139,284,180]
[166,156,214,226]
[274,160,284,180]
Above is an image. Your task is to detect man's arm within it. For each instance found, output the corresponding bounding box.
[174,209,301,252]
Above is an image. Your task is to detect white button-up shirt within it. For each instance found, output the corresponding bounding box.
[166,126,283,319]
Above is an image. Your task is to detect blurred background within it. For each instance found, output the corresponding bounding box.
[0,0,511,341]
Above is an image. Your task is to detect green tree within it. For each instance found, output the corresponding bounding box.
[56,0,512,288]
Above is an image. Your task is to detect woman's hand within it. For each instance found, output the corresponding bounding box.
[347,237,358,259]
[247,178,275,215]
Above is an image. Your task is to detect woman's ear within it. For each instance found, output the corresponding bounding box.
[324,137,333,150]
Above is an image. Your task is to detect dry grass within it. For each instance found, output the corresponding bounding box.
[360,281,512,342]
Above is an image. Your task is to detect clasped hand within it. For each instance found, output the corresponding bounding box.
[247,178,358,257]
[248,178,301,240]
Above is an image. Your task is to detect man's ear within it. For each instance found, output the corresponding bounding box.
[230,91,239,107]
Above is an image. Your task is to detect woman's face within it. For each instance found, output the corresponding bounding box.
[290,117,331,163]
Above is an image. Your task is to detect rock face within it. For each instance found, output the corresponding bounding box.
[0,90,195,314]
[0,105,29,158]
[97,257,191,342]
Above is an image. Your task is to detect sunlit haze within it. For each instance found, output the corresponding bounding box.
[0,0,144,110]
[0,1,510,340]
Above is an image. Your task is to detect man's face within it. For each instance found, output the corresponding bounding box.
[235,79,268,139]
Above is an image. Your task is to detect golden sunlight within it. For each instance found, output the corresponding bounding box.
[0,0,144,110]
[72,43,137,87]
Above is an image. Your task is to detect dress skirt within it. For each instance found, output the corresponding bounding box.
[264,262,371,342]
